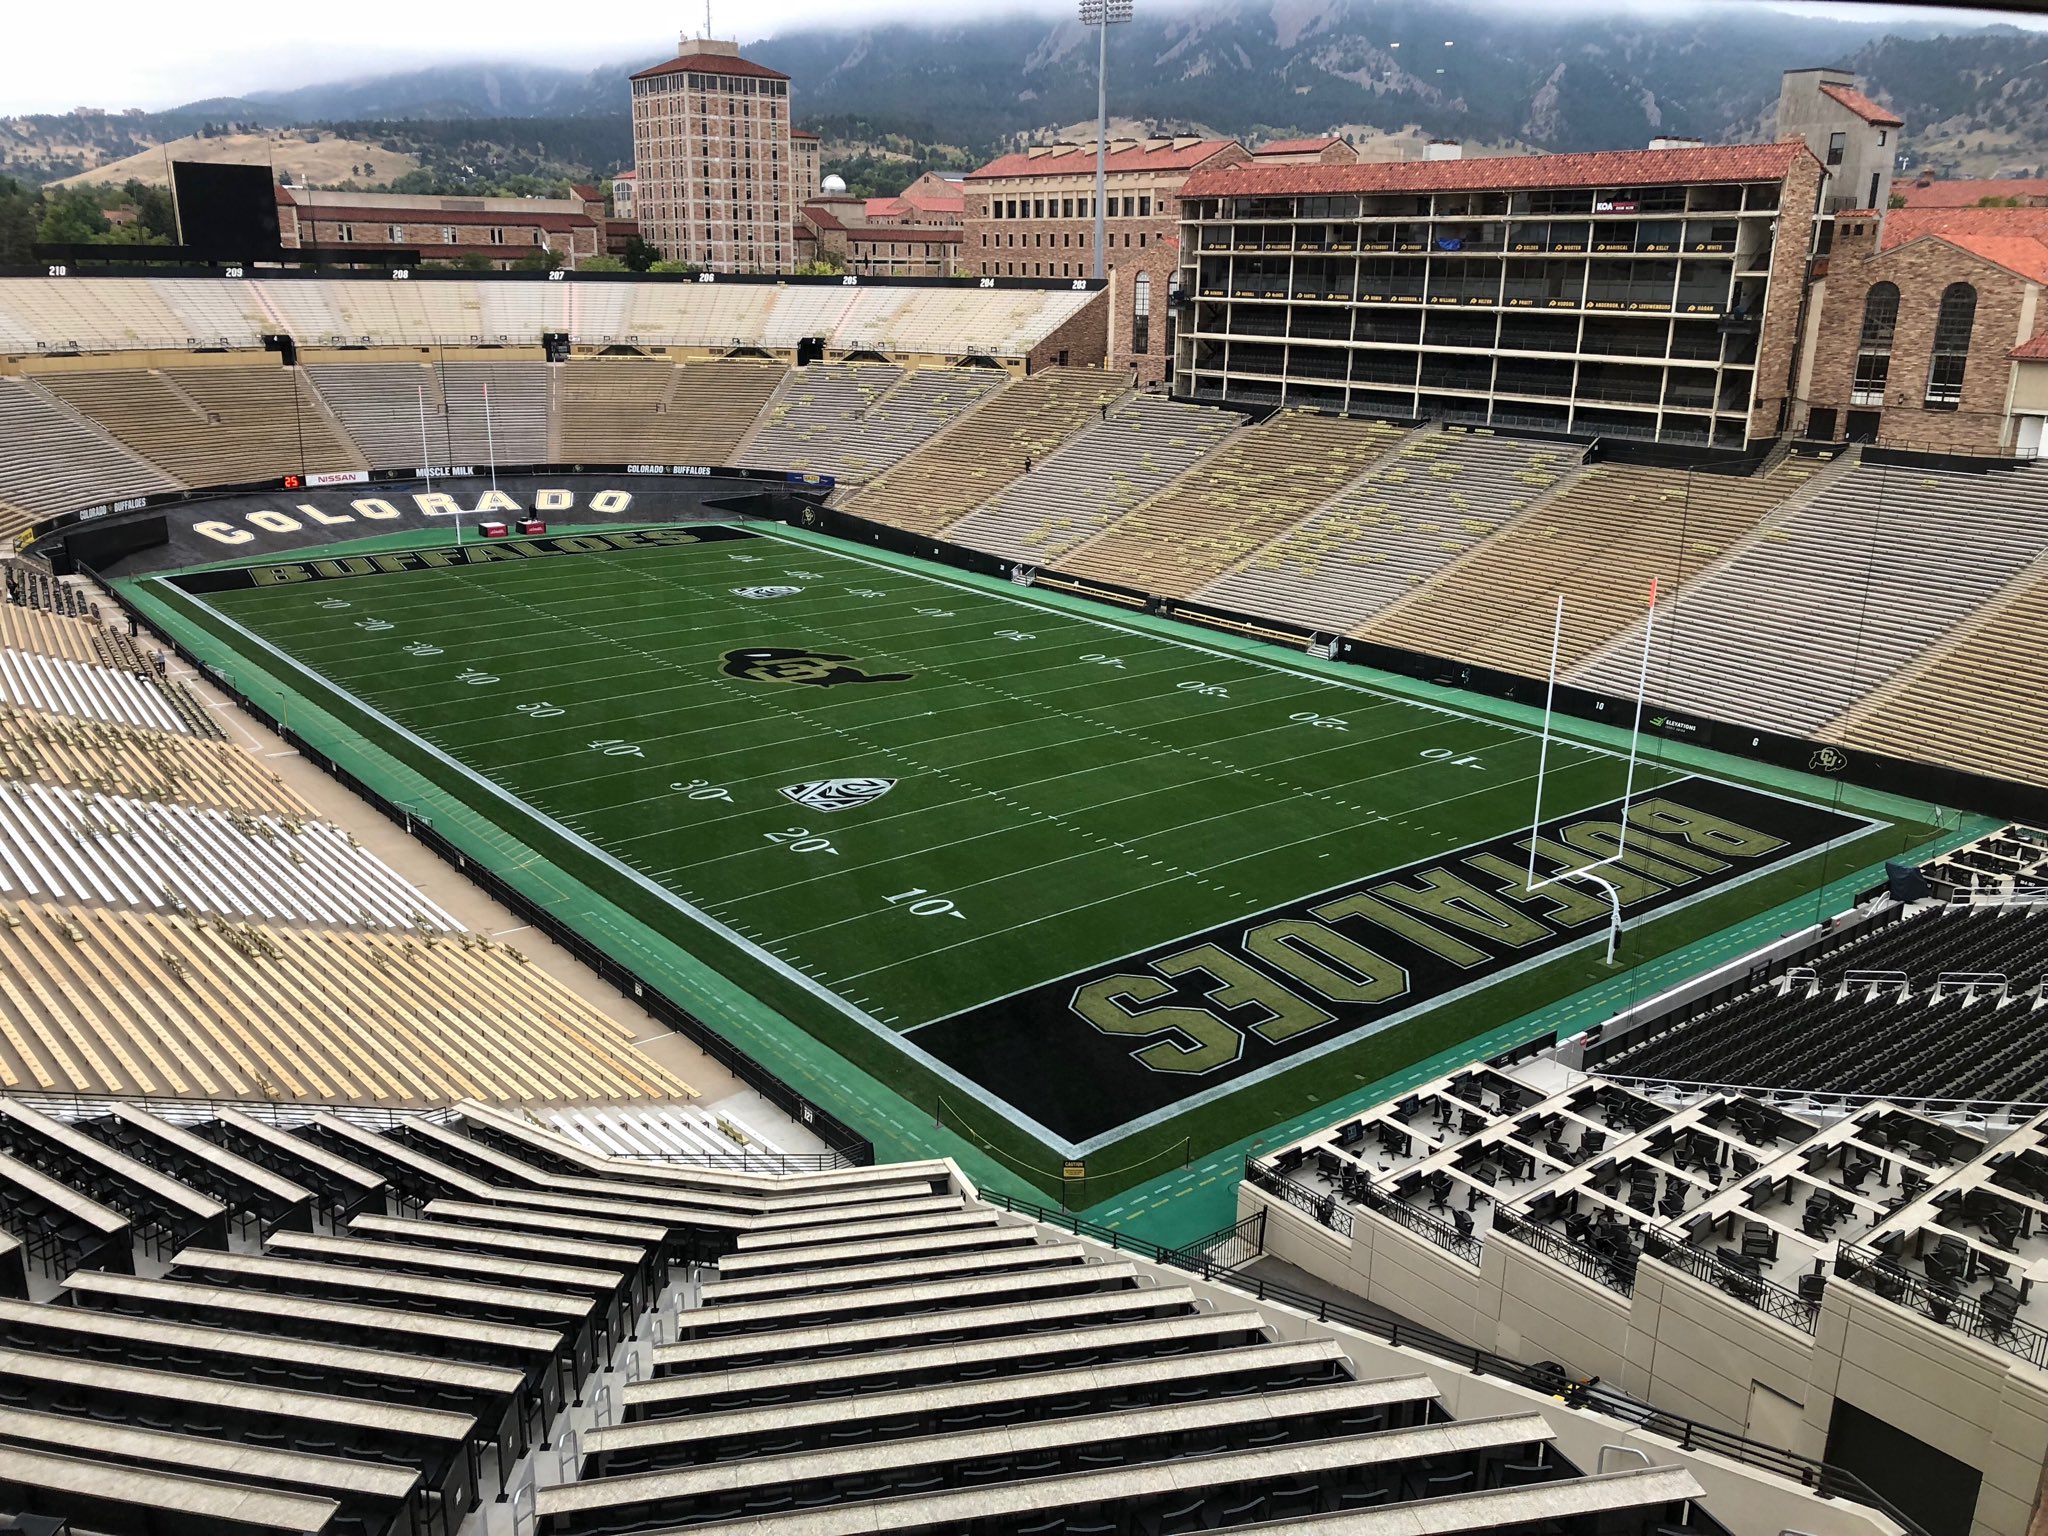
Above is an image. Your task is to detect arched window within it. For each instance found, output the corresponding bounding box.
[1925,282,1977,408]
[1852,282,1899,406]
[1133,271,1153,355]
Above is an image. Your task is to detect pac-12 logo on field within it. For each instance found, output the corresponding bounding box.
[730,585,803,600]
[780,778,898,814]
[719,647,913,688]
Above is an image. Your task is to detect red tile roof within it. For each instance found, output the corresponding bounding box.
[297,205,597,233]
[613,170,636,181]
[1182,141,1813,199]
[1900,177,2048,209]
[2010,333,2048,360]
[790,128,820,141]
[1819,83,1903,128]
[1882,206,2048,249]
[632,48,788,82]
[1256,138,1344,155]
[969,140,1242,181]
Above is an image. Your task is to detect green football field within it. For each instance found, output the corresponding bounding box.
[139,521,1935,1195]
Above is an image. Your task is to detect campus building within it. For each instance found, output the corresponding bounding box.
[629,36,795,273]
[276,186,605,268]
[1172,141,1823,447]
[963,138,1252,382]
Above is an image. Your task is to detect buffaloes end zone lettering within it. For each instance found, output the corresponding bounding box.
[169,526,755,595]
[911,776,1875,1144]
[721,649,912,688]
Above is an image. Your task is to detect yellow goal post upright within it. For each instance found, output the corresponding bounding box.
[1523,578,1661,966]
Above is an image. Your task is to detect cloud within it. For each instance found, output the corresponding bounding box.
[4,0,2039,116]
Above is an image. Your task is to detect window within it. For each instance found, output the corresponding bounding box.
[1133,271,1152,354]
[1850,279,1899,405]
[1139,195,1152,217]
[1827,132,1846,167]
[490,227,506,245]
[389,224,404,243]
[442,226,458,245]
[336,223,353,243]
[1925,282,1977,408]
[1878,130,1887,147]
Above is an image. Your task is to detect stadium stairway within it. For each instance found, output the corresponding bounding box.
[0,1094,1741,1536]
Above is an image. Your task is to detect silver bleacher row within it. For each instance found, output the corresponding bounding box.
[0,1096,1719,1536]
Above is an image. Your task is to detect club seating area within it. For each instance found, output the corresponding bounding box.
[0,1095,1737,1536]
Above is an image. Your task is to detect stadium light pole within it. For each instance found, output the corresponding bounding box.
[1081,0,1133,282]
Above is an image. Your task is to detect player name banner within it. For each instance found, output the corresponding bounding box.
[911,776,1872,1146]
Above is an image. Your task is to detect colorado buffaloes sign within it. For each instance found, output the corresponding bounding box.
[912,777,1872,1145]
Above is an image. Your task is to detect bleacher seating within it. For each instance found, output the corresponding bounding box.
[36,367,362,488]
[1059,411,1410,597]
[0,648,192,735]
[829,366,1011,484]
[0,1099,1721,1536]
[0,376,179,520]
[943,394,1241,565]
[553,359,783,465]
[0,906,695,1100]
[1601,906,2048,1105]
[1360,455,1820,676]
[1825,559,2048,788]
[1197,427,1580,633]
[1573,457,2048,738]
[842,368,1127,535]
[738,363,905,475]
[302,362,439,470]
[0,707,303,816]
[437,360,551,467]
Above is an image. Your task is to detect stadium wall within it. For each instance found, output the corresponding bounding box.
[1026,292,1112,371]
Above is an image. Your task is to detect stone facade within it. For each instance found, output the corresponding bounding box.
[1750,147,1826,441]
[963,139,1252,384]
[1804,214,2035,454]
[630,38,795,274]
[279,188,603,269]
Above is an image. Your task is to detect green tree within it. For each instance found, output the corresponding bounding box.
[511,245,565,272]
[795,254,847,276]
[37,187,108,247]
[648,258,702,275]
[621,235,660,272]
[578,254,626,272]
[0,178,37,265]
[121,179,178,241]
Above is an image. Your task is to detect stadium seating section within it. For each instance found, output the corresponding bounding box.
[0,1097,1720,1536]
[1599,904,2048,1105]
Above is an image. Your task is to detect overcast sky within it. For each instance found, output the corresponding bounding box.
[3,0,2038,116]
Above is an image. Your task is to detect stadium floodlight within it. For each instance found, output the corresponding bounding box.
[1081,0,1134,282]
[1523,581,1661,966]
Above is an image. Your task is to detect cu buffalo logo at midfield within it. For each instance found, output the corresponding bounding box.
[729,586,804,600]
[719,647,913,688]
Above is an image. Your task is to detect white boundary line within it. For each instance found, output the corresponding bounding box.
[159,528,1891,1157]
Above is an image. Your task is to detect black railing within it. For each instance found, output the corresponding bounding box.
[1643,1234,1819,1335]
[1242,1155,1353,1239]
[999,1186,1924,1536]
[1493,1209,1638,1296]
[1837,1244,2048,1370]
[613,1149,857,1174]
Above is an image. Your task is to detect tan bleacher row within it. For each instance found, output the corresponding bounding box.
[303,361,438,469]
[552,359,784,464]
[1572,456,2048,738]
[0,782,457,931]
[0,376,179,519]
[1197,427,1581,634]
[841,368,1127,536]
[738,363,905,475]
[0,706,304,816]
[1825,555,2048,788]
[441,359,552,465]
[36,365,362,488]
[0,604,101,666]
[0,277,1096,357]
[0,901,695,1102]
[1359,456,1819,677]
[1058,411,1410,598]
[941,394,1241,565]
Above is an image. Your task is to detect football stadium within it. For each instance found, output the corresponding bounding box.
[0,26,2042,1536]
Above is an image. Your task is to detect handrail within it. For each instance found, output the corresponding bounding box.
[1592,1074,2048,1128]
[1244,1154,1481,1265]
[612,1149,855,1174]
[0,1088,459,1133]
[1493,1208,1638,1297]
[1241,1155,1352,1239]
[1837,1243,2048,1371]
[987,1187,1926,1536]
[1642,1233,1819,1335]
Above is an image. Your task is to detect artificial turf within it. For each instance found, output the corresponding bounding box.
[137,521,1942,1200]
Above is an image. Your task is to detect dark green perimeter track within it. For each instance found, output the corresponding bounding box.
[125,521,1980,1232]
